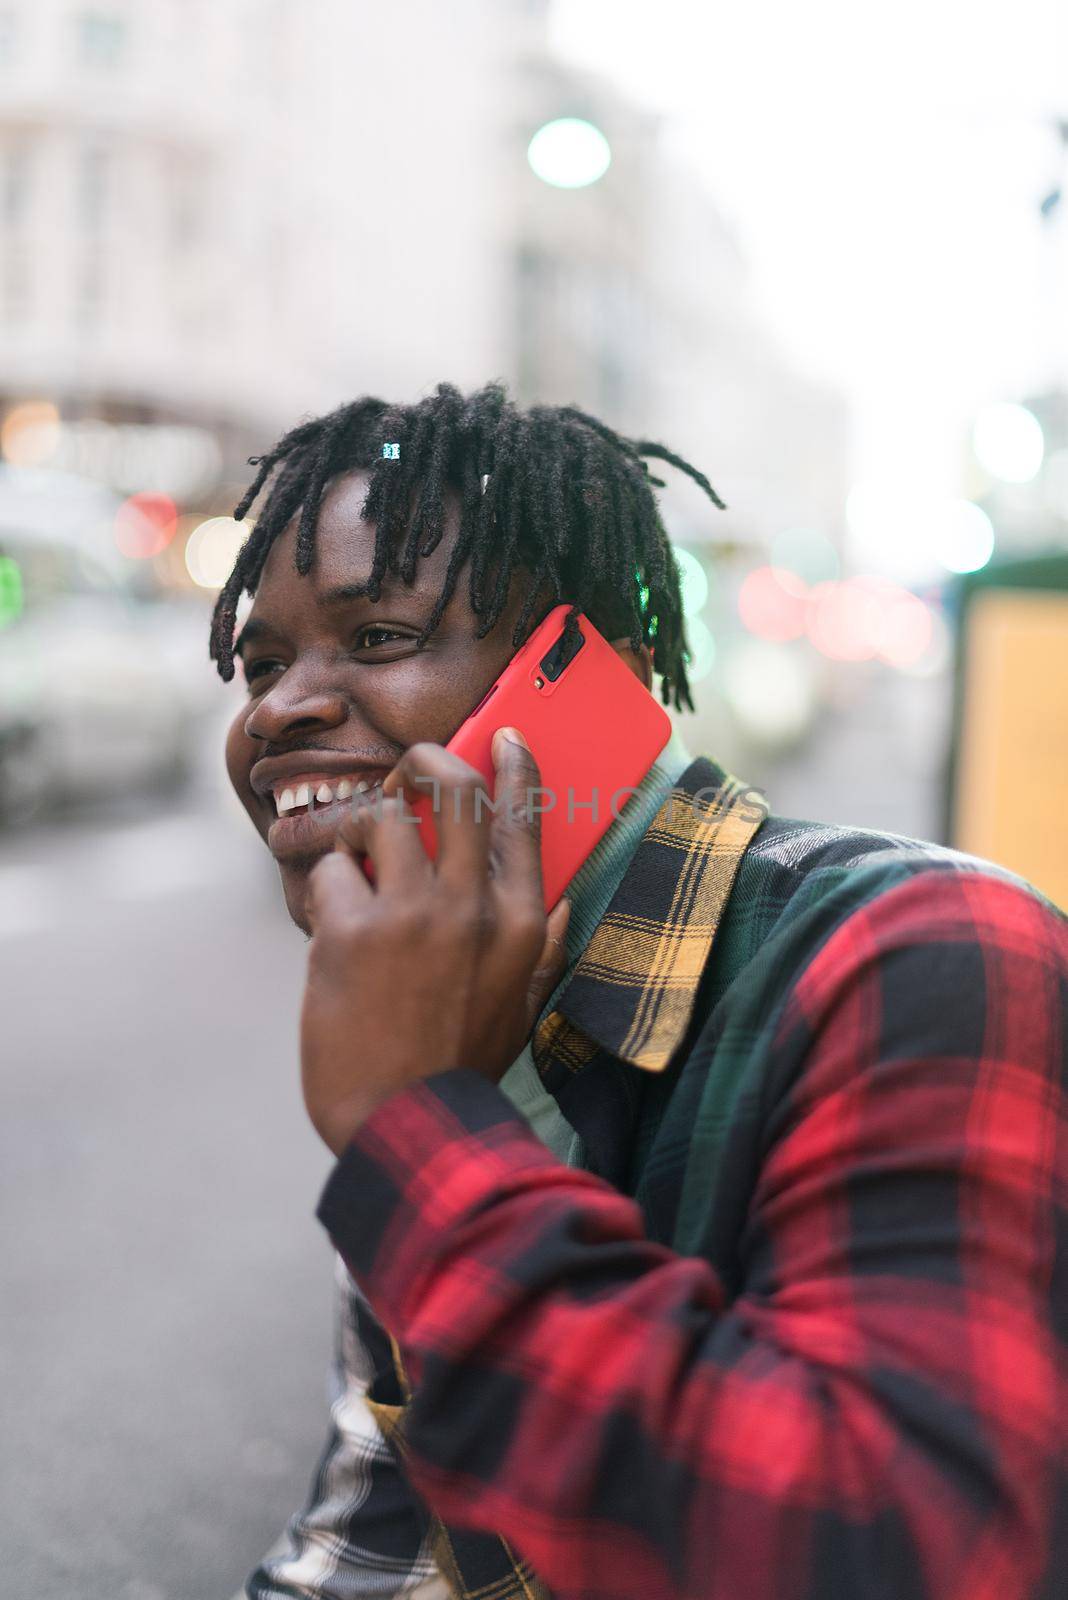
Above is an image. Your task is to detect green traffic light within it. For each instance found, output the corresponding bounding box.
[0,556,24,628]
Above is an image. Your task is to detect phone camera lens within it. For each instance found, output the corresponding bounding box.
[539,624,585,683]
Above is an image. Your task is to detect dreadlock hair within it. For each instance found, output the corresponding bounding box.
[208,379,727,713]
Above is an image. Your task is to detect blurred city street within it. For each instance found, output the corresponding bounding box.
[0,692,340,1600]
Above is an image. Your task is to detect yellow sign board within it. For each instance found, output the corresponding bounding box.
[954,587,1068,911]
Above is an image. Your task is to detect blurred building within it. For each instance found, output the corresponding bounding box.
[508,44,848,548]
[0,0,846,589]
[0,0,326,498]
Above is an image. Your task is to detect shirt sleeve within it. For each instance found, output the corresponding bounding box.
[315,867,1068,1600]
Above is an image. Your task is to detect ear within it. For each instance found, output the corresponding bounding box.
[607,637,654,693]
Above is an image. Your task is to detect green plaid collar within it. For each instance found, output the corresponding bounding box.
[532,754,770,1082]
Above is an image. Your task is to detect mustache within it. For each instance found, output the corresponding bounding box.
[258,742,401,765]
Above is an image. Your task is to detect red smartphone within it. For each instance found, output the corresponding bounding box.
[361,603,673,910]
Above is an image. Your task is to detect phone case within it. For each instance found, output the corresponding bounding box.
[360,604,672,910]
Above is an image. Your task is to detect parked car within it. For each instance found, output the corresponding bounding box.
[0,467,208,825]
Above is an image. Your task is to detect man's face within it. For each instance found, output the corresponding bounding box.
[225,468,650,934]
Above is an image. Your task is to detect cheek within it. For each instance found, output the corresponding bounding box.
[417,641,518,741]
[224,705,258,808]
[365,655,491,746]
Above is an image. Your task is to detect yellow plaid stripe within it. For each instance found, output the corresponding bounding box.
[372,756,768,1598]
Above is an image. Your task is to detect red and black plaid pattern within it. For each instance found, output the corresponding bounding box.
[317,762,1068,1600]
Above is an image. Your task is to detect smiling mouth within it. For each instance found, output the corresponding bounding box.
[270,774,384,817]
[264,775,386,860]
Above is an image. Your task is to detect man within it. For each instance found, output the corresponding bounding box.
[218,380,1067,1600]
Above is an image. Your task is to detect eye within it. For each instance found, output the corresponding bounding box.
[352,624,414,650]
[243,657,283,687]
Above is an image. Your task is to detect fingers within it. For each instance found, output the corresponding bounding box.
[545,893,572,952]
[380,742,492,886]
[305,846,373,935]
[538,895,572,989]
[524,896,572,1030]
[488,727,546,909]
[362,734,546,911]
[334,790,431,894]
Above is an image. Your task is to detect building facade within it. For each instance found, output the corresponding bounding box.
[0,0,846,585]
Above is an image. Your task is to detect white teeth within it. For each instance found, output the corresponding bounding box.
[272,774,376,817]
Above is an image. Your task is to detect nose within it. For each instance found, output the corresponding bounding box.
[243,666,349,745]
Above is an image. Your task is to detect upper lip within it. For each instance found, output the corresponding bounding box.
[250,751,396,800]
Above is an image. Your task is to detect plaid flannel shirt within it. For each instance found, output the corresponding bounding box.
[259,754,1068,1600]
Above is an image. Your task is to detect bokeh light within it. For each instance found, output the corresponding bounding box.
[681,614,716,681]
[527,118,611,188]
[1,400,60,467]
[805,578,878,661]
[737,564,808,641]
[873,587,935,668]
[769,526,840,585]
[721,637,815,746]
[114,493,178,559]
[672,546,709,616]
[0,554,24,628]
[802,573,938,667]
[895,604,953,679]
[931,500,995,574]
[845,482,894,546]
[972,402,1044,484]
[843,482,944,581]
[184,516,251,588]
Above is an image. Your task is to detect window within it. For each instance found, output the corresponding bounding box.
[0,10,16,66]
[75,145,109,326]
[170,161,200,250]
[75,10,127,70]
[1,144,31,322]
[76,248,104,323]
[78,143,109,230]
[2,250,29,321]
[2,142,30,224]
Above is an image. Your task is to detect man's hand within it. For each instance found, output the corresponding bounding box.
[300,728,571,1158]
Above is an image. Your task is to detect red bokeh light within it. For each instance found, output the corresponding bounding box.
[114,493,178,560]
[805,579,879,660]
[804,574,934,666]
[737,565,808,641]
[875,589,934,667]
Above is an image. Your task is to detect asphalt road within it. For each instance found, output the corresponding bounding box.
[1,705,340,1600]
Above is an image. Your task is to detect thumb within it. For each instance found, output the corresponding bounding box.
[305,847,372,937]
[525,896,571,1026]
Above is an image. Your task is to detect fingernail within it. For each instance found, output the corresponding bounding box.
[496,725,529,751]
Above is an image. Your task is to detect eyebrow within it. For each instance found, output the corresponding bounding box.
[232,617,270,659]
[232,582,425,659]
